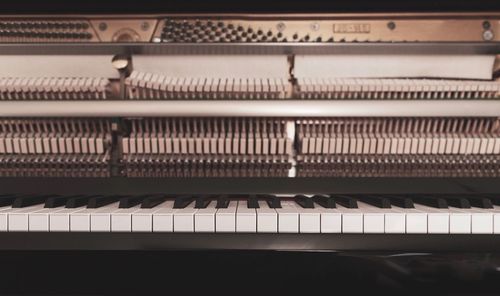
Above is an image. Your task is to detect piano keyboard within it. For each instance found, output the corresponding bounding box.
[0,194,499,234]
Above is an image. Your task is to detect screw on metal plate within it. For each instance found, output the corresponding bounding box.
[98,22,107,31]
[141,22,150,31]
[310,22,320,31]
[483,30,494,41]
[276,22,286,32]
[387,21,396,30]
[99,22,108,31]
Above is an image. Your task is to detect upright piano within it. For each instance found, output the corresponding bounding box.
[0,0,499,293]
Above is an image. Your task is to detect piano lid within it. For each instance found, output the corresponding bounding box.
[1,0,499,14]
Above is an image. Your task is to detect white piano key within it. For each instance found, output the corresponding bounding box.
[236,200,256,233]
[9,204,46,232]
[111,205,142,232]
[275,201,299,233]
[173,202,197,232]
[321,212,342,233]
[449,207,471,234]
[313,204,342,233]
[357,202,385,234]
[298,205,321,234]
[215,201,237,233]
[256,201,277,233]
[470,207,493,234]
[337,205,363,233]
[152,200,175,232]
[405,208,428,234]
[194,201,217,233]
[494,206,500,234]
[131,207,158,232]
[375,204,407,234]
[428,213,451,234]
[0,206,15,232]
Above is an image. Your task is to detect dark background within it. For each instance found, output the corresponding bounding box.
[0,250,499,295]
[0,0,499,14]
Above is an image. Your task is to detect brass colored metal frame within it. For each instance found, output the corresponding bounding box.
[0,13,497,43]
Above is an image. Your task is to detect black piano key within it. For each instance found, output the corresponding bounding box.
[247,195,260,208]
[119,195,146,208]
[294,195,314,208]
[312,195,336,208]
[444,197,471,209]
[0,195,17,207]
[66,195,97,208]
[412,196,448,209]
[45,195,77,208]
[260,194,281,208]
[361,195,391,209]
[215,195,230,209]
[173,195,194,209]
[466,196,493,209]
[484,195,500,206]
[141,195,167,209]
[12,195,49,208]
[87,196,120,209]
[386,196,414,209]
[195,196,212,209]
[330,195,358,209]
